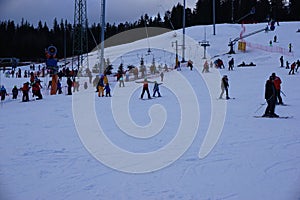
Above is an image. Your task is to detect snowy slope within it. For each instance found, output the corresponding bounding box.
[0,22,300,200]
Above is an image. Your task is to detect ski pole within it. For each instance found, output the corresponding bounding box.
[280,90,286,97]
[254,95,273,114]
[254,102,266,114]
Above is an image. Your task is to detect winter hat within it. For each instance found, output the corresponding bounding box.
[271,73,276,77]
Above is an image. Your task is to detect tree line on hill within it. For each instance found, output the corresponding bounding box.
[0,0,299,62]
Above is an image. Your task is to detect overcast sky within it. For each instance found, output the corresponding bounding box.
[0,0,197,27]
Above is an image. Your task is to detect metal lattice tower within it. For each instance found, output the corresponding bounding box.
[73,0,89,71]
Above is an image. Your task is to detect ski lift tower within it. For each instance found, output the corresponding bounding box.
[73,0,89,71]
[199,27,210,59]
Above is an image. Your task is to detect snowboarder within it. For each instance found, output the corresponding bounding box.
[271,73,283,105]
[219,75,230,99]
[12,85,19,99]
[262,76,279,118]
[152,81,162,97]
[0,85,8,101]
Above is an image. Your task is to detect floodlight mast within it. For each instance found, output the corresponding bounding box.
[182,0,186,62]
[100,0,106,74]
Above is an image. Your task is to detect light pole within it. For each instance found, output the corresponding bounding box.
[100,0,106,74]
[182,0,186,62]
[213,0,216,35]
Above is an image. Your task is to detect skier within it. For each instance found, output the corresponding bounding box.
[152,81,162,97]
[93,75,100,92]
[176,61,181,71]
[273,35,277,43]
[67,77,73,95]
[57,80,62,94]
[136,78,153,99]
[0,85,8,101]
[280,56,284,67]
[288,43,292,52]
[271,73,283,105]
[12,85,19,99]
[160,71,164,82]
[104,83,111,97]
[119,74,125,87]
[262,76,279,118]
[97,75,105,97]
[187,60,193,70]
[296,60,300,72]
[219,75,230,100]
[84,82,88,89]
[202,60,209,73]
[21,82,30,102]
[228,58,234,71]
[289,62,296,75]
[32,80,43,100]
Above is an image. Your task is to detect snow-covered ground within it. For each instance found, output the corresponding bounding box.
[0,22,300,200]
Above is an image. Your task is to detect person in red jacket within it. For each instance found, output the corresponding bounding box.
[32,80,43,100]
[271,73,283,105]
[136,78,154,99]
[289,62,296,75]
[21,82,30,102]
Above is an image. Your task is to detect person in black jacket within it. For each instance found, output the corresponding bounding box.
[12,85,19,99]
[67,77,73,95]
[263,76,279,118]
[219,75,230,99]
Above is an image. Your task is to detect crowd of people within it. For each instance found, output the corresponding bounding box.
[0,54,298,120]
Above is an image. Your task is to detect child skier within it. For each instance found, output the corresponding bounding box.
[104,83,111,97]
[21,82,30,102]
[12,85,19,99]
[32,80,43,100]
[152,81,162,97]
[0,85,8,101]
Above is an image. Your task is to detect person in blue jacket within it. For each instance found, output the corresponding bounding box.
[0,85,8,101]
[152,81,162,97]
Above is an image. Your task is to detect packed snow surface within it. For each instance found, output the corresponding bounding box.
[0,22,300,200]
